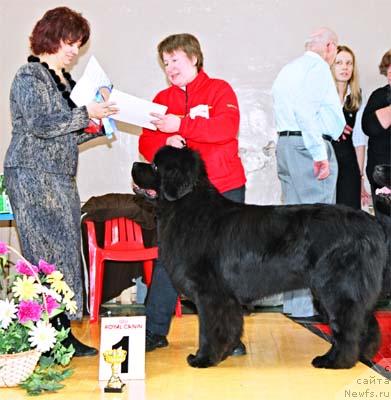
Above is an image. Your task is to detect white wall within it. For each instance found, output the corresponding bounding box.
[1,0,390,213]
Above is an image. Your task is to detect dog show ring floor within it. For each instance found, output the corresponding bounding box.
[1,307,390,400]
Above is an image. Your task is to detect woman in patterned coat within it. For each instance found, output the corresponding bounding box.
[3,7,117,356]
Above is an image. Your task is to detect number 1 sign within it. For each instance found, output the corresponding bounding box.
[99,316,146,380]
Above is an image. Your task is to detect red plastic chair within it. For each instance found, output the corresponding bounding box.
[84,217,182,323]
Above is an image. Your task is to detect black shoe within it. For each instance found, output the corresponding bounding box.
[290,314,328,324]
[66,332,99,357]
[51,313,98,357]
[230,341,247,356]
[146,330,169,352]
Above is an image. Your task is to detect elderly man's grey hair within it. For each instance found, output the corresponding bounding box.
[305,27,338,53]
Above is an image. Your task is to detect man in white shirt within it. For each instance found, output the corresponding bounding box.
[272,27,345,318]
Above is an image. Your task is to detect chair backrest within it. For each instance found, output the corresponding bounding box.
[103,217,146,251]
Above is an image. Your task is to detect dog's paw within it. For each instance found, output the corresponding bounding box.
[312,354,334,369]
[312,354,355,369]
[187,353,215,368]
[360,344,379,361]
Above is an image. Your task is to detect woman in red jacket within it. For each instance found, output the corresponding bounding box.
[139,33,246,354]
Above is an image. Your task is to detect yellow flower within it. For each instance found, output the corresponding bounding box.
[63,294,77,314]
[61,282,74,297]
[12,276,41,300]
[46,271,69,294]
[46,270,76,313]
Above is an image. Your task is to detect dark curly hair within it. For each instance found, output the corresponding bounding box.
[379,49,391,76]
[30,7,90,55]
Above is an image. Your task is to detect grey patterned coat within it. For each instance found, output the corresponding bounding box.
[4,61,104,319]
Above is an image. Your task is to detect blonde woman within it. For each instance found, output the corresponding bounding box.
[331,45,369,209]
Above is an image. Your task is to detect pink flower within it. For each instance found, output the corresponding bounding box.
[38,260,56,275]
[0,242,8,255]
[15,260,38,276]
[17,300,42,323]
[44,295,60,316]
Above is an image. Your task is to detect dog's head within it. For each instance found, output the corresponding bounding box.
[132,146,207,201]
[373,165,391,209]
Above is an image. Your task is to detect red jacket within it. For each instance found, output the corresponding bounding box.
[139,70,246,193]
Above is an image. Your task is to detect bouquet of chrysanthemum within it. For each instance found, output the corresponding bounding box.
[0,241,76,395]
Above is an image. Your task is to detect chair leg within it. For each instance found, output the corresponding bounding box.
[89,250,104,323]
[88,247,97,323]
[175,296,182,318]
[143,259,154,287]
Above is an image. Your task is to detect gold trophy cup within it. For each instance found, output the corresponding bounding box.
[103,348,127,393]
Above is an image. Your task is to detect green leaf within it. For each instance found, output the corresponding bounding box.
[19,365,74,396]
[0,322,30,354]
[38,355,54,369]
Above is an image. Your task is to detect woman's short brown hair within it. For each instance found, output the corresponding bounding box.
[157,33,204,71]
[30,7,90,55]
[379,49,391,76]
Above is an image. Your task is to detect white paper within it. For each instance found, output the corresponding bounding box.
[70,56,112,106]
[109,88,168,130]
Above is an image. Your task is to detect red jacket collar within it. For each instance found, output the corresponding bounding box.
[172,69,209,94]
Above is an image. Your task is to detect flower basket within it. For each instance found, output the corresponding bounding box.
[0,241,77,395]
[0,349,41,387]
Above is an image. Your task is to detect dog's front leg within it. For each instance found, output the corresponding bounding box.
[187,294,243,368]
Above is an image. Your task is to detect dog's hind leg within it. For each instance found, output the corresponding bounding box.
[312,301,364,369]
[187,292,243,368]
[359,312,380,361]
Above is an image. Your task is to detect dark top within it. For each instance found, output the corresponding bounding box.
[332,96,361,209]
[362,84,391,186]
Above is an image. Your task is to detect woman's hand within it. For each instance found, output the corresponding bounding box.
[361,178,371,206]
[150,113,181,133]
[86,101,119,120]
[166,135,186,148]
[338,124,353,141]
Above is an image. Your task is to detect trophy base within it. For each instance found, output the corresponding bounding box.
[104,383,125,393]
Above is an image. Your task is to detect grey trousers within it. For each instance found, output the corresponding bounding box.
[276,136,337,317]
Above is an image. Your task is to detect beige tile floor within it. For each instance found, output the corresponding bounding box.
[1,313,389,400]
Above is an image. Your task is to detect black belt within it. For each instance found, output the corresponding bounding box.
[278,131,332,142]
[278,131,302,137]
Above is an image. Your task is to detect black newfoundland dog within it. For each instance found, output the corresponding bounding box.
[132,146,389,369]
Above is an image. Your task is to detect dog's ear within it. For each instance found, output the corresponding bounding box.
[157,147,202,201]
[161,171,194,201]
